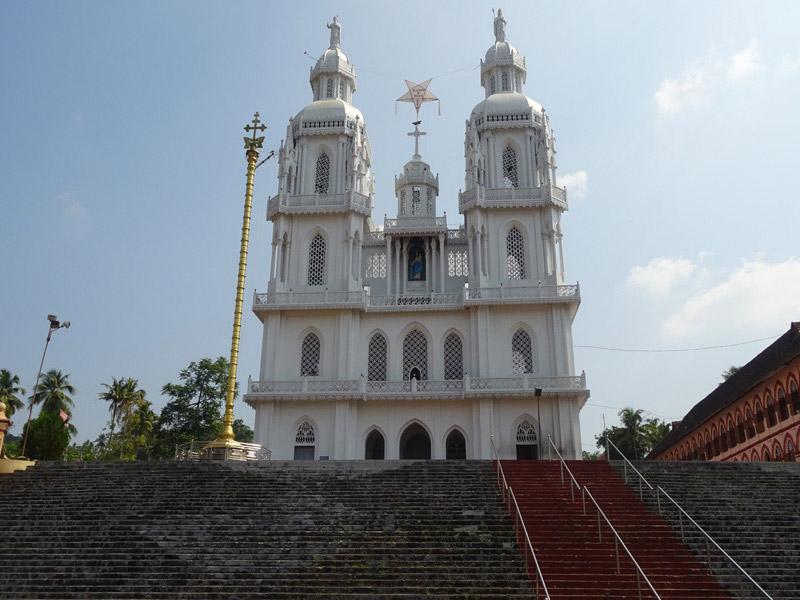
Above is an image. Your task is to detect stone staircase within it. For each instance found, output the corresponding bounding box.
[501,460,730,599]
[620,461,800,600]
[1,460,534,599]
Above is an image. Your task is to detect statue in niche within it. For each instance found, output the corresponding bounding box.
[407,238,426,281]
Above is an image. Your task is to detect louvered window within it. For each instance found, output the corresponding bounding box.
[300,333,321,376]
[411,188,421,215]
[506,227,525,279]
[326,78,333,98]
[307,233,326,285]
[512,329,533,374]
[502,71,509,91]
[403,329,428,380]
[367,333,388,381]
[502,145,518,188]
[314,152,330,194]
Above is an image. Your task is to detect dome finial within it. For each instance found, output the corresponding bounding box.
[493,8,506,42]
[327,16,341,49]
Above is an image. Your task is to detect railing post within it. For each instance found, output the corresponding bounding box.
[623,459,628,483]
[636,571,642,600]
[614,536,620,574]
[581,487,586,516]
[678,510,684,543]
[639,477,643,500]
[596,509,602,543]
[705,537,711,567]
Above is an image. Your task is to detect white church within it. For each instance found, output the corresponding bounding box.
[244,11,589,460]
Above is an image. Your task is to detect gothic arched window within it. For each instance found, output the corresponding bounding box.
[426,188,433,213]
[400,190,406,215]
[516,420,538,444]
[403,329,428,381]
[446,430,467,459]
[300,332,321,376]
[501,71,509,91]
[502,145,519,189]
[490,74,496,95]
[778,388,789,421]
[326,78,333,98]
[314,152,330,194]
[443,333,463,380]
[791,380,800,413]
[512,329,533,374]
[367,332,388,381]
[294,420,315,460]
[338,79,345,100]
[506,227,525,280]
[307,233,326,285]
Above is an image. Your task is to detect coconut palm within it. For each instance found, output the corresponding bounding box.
[31,369,75,416]
[98,378,144,452]
[0,369,25,417]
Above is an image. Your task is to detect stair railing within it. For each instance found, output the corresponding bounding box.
[489,436,551,600]
[548,436,661,600]
[605,437,773,599]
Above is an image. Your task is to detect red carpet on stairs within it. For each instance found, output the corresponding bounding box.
[500,460,731,599]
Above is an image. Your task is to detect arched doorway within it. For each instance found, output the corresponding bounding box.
[446,430,467,460]
[365,430,385,460]
[515,419,538,459]
[400,423,431,459]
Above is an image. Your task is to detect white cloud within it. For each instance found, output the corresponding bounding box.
[627,257,697,296]
[559,170,588,199]
[655,40,765,114]
[727,40,762,80]
[662,257,800,340]
[654,67,706,114]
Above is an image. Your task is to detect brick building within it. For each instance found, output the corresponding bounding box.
[651,322,800,462]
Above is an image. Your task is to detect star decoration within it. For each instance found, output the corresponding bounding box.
[397,79,439,117]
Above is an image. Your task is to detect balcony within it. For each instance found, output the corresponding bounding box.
[464,284,580,306]
[253,285,579,312]
[458,185,567,212]
[267,191,371,219]
[384,215,447,235]
[244,373,588,403]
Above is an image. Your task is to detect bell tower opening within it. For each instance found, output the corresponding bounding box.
[400,423,431,459]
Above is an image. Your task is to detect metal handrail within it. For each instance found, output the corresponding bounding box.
[547,436,661,599]
[605,437,772,598]
[606,437,654,500]
[656,486,773,599]
[489,436,550,600]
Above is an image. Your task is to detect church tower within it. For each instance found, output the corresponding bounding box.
[268,16,373,296]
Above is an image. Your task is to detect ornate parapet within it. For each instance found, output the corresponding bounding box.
[459,185,567,212]
[267,191,371,219]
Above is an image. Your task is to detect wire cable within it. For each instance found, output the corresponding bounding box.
[575,334,779,354]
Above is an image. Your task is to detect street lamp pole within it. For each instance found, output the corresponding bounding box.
[19,315,70,458]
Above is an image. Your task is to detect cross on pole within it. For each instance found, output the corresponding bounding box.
[408,120,426,158]
[243,112,266,153]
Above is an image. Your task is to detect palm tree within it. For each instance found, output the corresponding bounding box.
[618,408,645,459]
[0,369,25,417]
[98,378,144,452]
[31,370,75,416]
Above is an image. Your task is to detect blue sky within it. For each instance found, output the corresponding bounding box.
[2,1,799,453]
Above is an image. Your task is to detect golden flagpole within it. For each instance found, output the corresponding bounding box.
[205,113,266,458]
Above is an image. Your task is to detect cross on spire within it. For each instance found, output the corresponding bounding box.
[408,120,426,159]
[243,112,266,153]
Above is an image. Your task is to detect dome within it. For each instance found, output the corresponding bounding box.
[395,156,438,192]
[484,41,521,66]
[312,47,354,77]
[295,98,363,123]
[471,92,542,120]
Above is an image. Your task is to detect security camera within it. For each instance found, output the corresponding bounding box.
[62,321,71,329]
[47,314,58,323]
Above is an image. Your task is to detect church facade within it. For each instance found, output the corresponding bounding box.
[244,12,589,460]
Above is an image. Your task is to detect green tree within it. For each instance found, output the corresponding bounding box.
[0,368,26,417]
[233,418,254,443]
[31,369,75,416]
[596,407,672,459]
[152,357,233,458]
[65,440,98,461]
[98,378,145,454]
[721,366,741,381]
[22,411,71,460]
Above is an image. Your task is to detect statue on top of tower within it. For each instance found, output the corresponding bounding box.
[327,16,341,49]
[493,8,506,42]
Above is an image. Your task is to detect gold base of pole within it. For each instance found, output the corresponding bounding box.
[0,457,36,474]
[200,438,252,462]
